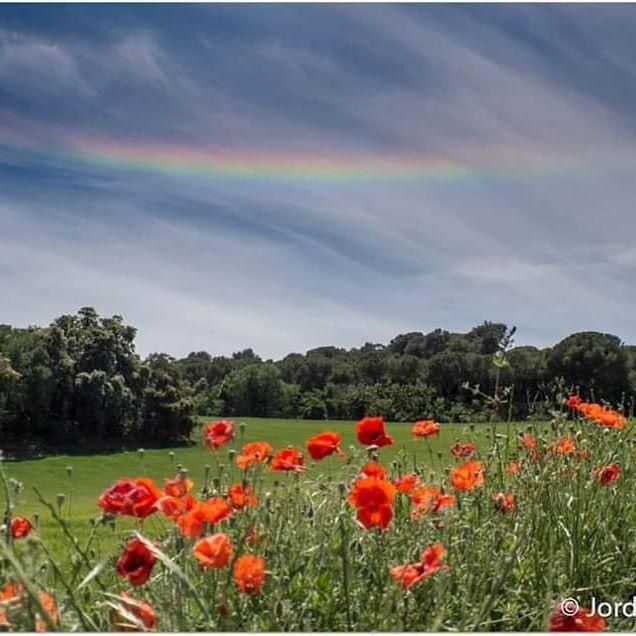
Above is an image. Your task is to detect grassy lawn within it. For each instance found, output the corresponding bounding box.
[2,417,533,558]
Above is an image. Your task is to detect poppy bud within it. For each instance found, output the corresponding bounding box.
[239,422,246,435]
[138,448,145,459]
[228,449,236,462]
[66,465,73,477]
[56,493,66,507]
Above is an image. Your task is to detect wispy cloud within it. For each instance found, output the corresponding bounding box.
[2,5,636,356]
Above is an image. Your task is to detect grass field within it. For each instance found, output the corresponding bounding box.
[3,417,530,558]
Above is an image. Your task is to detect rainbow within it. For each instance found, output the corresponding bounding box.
[0,130,630,185]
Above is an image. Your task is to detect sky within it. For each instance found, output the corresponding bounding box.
[2,4,636,359]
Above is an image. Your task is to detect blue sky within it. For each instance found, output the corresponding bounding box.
[2,4,636,358]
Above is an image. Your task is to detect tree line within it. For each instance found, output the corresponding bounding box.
[1,308,634,450]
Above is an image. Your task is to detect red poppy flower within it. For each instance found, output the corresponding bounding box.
[163,475,193,498]
[549,436,576,455]
[236,441,273,470]
[492,491,515,513]
[450,442,476,458]
[549,601,605,632]
[359,460,387,480]
[306,431,345,460]
[156,494,196,520]
[203,420,235,450]
[0,582,58,632]
[227,484,258,509]
[116,537,156,586]
[412,420,440,438]
[233,554,266,595]
[567,395,583,409]
[347,477,396,530]
[177,498,233,538]
[193,533,233,569]
[111,593,157,631]
[390,543,447,591]
[270,448,306,472]
[576,401,626,430]
[98,478,162,518]
[505,461,521,475]
[521,433,536,450]
[393,473,420,494]
[449,461,484,491]
[10,517,32,540]
[355,416,393,447]
[593,463,620,485]
[410,485,456,518]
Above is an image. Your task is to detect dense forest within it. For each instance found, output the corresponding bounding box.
[1,307,635,450]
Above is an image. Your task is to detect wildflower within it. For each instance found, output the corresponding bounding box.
[177,498,233,538]
[111,593,157,631]
[412,420,440,438]
[270,448,306,472]
[227,484,258,509]
[549,600,605,632]
[393,473,420,494]
[505,461,521,475]
[549,436,576,455]
[576,401,626,430]
[359,460,387,480]
[492,491,515,513]
[355,416,394,447]
[593,463,621,485]
[203,420,235,450]
[98,478,162,519]
[450,442,476,458]
[566,395,583,409]
[0,582,58,632]
[233,554,266,594]
[236,441,273,470]
[521,433,536,450]
[306,431,345,460]
[347,477,396,530]
[410,485,456,518]
[10,517,32,540]
[390,543,447,591]
[116,538,156,587]
[156,494,196,520]
[163,475,193,499]
[193,533,233,569]
[449,461,484,491]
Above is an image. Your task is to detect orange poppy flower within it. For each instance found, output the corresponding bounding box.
[410,485,456,518]
[116,538,156,587]
[270,448,306,472]
[306,431,345,460]
[566,395,583,409]
[359,460,387,480]
[10,517,32,540]
[0,582,58,632]
[390,543,447,591]
[111,593,157,632]
[492,491,515,513]
[575,401,626,430]
[450,442,476,458]
[549,436,576,455]
[393,473,420,494]
[355,416,394,447]
[203,420,235,450]
[193,533,233,569]
[236,441,273,470]
[163,475,193,498]
[505,461,521,475]
[177,498,233,538]
[593,463,620,485]
[227,484,258,509]
[521,433,536,450]
[449,461,484,491]
[233,554,266,595]
[347,477,396,530]
[549,601,605,632]
[98,478,163,519]
[412,420,440,438]
[156,494,196,520]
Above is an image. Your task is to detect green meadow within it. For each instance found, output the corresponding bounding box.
[3,417,530,556]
